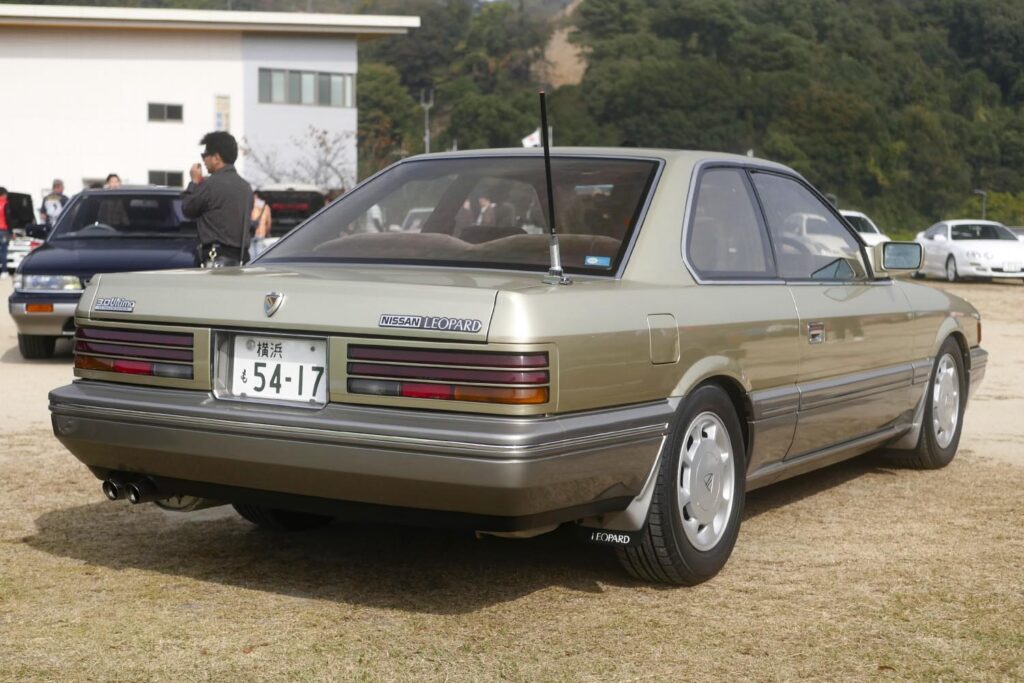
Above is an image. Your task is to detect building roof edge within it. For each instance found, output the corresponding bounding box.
[0,4,420,35]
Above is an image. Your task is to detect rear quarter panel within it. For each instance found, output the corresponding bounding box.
[895,280,981,356]
[489,282,800,414]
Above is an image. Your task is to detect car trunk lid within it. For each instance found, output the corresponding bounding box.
[80,264,542,342]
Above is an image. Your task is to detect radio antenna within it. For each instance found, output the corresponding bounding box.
[539,91,571,285]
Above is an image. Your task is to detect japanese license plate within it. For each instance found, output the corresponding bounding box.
[1003,262,1021,272]
[231,335,327,405]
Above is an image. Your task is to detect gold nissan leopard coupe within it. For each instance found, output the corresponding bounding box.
[50,148,987,585]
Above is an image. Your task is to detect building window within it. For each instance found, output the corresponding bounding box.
[149,103,183,122]
[257,68,354,107]
[149,170,184,187]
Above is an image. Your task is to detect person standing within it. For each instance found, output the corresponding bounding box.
[247,190,273,259]
[104,174,122,189]
[250,190,272,239]
[39,179,68,226]
[0,188,10,278]
[182,131,253,268]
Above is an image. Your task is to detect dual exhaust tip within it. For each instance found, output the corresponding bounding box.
[102,476,162,505]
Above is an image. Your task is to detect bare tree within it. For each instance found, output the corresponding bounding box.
[239,140,287,184]
[241,126,355,190]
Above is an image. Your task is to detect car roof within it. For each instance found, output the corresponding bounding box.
[258,183,322,192]
[943,219,1005,226]
[408,146,793,170]
[80,186,182,196]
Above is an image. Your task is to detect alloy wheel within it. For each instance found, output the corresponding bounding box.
[677,411,736,551]
[932,353,960,449]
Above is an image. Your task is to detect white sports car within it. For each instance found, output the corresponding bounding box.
[915,219,1024,282]
[840,210,890,247]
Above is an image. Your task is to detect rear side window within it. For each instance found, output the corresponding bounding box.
[751,172,867,281]
[686,168,774,279]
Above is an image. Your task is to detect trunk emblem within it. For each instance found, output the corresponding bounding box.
[264,292,284,317]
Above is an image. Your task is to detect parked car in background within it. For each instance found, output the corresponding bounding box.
[51,149,986,585]
[914,219,1024,282]
[249,183,325,257]
[840,210,890,246]
[8,187,200,358]
[3,191,41,273]
[6,231,45,273]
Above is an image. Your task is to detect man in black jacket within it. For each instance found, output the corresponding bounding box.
[182,131,253,267]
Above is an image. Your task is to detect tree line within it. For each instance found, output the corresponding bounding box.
[358,0,1024,235]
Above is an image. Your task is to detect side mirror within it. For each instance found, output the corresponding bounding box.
[871,241,922,276]
[25,224,50,239]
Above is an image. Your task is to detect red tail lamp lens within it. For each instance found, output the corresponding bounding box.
[348,345,548,368]
[399,383,454,400]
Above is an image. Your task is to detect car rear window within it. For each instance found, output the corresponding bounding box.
[257,156,659,275]
[51,194,195,239]
[843,215,877,234]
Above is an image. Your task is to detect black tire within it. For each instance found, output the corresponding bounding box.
[902,337,967,469]
[616,384,746,585]
[233,503,332,531]
[945,256,959,282]
[18,334,56,359]
[910,271,925,279]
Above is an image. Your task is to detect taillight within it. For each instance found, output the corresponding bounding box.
[346,344,550,406]
[74,327,194,379]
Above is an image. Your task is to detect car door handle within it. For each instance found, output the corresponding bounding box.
[808,322,825,344]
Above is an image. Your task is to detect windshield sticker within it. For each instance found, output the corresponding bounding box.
[95,297,136,313]
[584,255,612,268]
[379,314,483,333]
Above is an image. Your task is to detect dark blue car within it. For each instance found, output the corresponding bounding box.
[9,188,199,358]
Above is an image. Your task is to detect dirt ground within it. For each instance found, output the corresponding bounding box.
[1,277,1022,681]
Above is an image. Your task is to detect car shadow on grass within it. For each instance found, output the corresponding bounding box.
[744,450,900,519]
[23,452,900,612]
[25,501,631,613]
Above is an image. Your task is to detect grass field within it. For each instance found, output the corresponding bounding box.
[2,427,1021,681]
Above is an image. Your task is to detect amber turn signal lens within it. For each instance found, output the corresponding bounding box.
[75,355,115,372]
[25,303,54,313]
[452,385,549,405]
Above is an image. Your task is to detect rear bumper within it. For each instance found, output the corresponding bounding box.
[49,381,670,529]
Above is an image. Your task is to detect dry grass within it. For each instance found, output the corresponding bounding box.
[1,428,1021,682]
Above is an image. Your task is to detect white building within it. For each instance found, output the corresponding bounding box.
[0,4,418,202]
